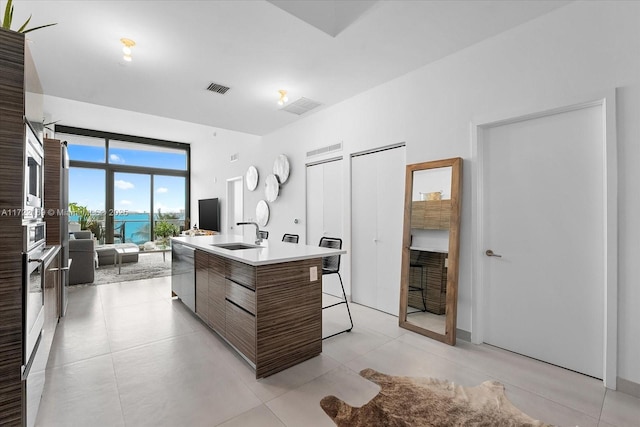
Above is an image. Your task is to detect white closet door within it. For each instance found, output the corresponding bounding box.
[351,153,378,309]
[306,160,344,297]
[375,147,405,315]
[351,146,405,315]
[322,160,344,296]
[323,160,343,239]
[306,163,324,246]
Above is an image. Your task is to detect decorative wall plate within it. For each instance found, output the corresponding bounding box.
[246,165,259,191]
[265,174,280,202]
[273,154,290,184]
[256,200,269,227]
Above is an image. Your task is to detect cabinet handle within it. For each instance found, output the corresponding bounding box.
[225,298,255,317]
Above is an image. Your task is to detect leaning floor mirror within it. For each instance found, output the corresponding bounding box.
[399,157,462,345]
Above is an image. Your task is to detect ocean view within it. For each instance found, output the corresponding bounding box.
[70,212,185,245]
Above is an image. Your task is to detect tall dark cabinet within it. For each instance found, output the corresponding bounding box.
[1,28,60,427]
[0,28,30,427]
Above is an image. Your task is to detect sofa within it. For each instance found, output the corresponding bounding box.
[68,231,96,285]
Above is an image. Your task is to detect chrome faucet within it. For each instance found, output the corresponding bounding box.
[237,222,262,244]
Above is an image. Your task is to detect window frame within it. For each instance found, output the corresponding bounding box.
[57,125,191,244]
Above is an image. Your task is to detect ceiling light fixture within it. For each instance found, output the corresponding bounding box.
[277,89,288,106]
[120,38,136,62]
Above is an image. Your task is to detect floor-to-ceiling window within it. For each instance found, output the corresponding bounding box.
[59,125,190,245]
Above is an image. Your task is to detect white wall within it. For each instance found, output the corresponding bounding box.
[261,0,640,384]
[42,0,640,384]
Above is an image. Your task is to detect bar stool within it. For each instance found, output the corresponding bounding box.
[408,263,427,313]
[282,233,299,243]
[319,237,353,339]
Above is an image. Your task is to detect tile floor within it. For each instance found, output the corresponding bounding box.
[36,277,640,427]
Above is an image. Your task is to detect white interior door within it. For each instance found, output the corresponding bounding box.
[306,159,343,297]
[352,145,405,315]
[306,163,324,246]
[482,104,604,378]
[351,154,378,309]
[226,177,243,236]
[375,146,405,315]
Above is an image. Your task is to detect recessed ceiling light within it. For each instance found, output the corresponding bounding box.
[120,38,136,62]
[277,89,288,106]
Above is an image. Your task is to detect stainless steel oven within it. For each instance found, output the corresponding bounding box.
[24,221,46,253]
[22,242,46,374]
[24,120,44,221]
[22,235,57,427]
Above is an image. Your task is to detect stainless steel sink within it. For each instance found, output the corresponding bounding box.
[210,243,260,250]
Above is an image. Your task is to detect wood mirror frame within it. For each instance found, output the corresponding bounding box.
[399,157,462,345]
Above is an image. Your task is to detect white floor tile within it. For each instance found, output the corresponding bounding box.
[398,333,606,419]
[46,317,111,367]
[217,404,286,427]
[103,299,196,352]
[112,333,262,426]
[97,278,169,308]
[321,325,393,364]
[36,355,125,427]
[600,389,640,427]
[345,339,492,387]
[348,302,407,339]
[37,276,637,427]
[240,354,341,403]
[504,381,599,427]
[266,365,380,427]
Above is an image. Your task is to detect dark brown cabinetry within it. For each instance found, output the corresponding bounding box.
[0,28,29,426]
[195,249,209,324]
[208,255,226,335]
[193,249,322,378]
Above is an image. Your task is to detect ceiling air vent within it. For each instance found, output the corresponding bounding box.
[206,82,230,94]
[281,97,322,115]
[306,142,343,158]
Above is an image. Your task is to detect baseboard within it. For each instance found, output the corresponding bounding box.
[617,377,640,398]
[456,329,471,342]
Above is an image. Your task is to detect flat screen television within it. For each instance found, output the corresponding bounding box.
[198,198,220,232]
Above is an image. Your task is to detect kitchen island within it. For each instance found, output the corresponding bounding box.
[171,235,346,378]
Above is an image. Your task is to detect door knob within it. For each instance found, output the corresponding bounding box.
[485,249,502,258]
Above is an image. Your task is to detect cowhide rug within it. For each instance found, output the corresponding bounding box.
[320,369,552,427]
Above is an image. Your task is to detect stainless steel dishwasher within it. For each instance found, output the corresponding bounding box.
[171,242,195,311]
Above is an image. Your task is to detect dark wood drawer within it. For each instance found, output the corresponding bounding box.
[226,279,255,315]
[209,272,226,335]
[208,253,225,273]
[226,259,256,290]
[195,250,209,323]
[225,300,256,363]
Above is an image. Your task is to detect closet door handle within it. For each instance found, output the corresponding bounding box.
[485,249,502,258]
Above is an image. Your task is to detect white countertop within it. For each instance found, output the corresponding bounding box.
[172,235,346,266]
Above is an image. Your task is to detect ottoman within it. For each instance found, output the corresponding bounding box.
[96,243,140,266]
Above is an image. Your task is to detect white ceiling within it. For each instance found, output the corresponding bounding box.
[17,1,570,136]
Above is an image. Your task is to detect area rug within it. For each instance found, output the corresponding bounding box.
[320,369,552,427]
[92,252,172,285]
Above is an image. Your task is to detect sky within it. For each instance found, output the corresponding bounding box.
[68,144,186,215]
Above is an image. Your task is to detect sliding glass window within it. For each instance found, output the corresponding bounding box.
[58,125,190,245]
